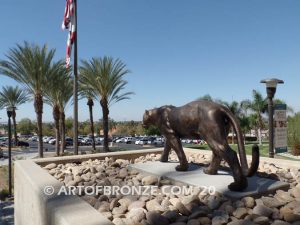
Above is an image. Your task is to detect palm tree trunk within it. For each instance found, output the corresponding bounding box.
[53,105,60,156]
[34,93,43,158]
[60,111,66,155]
[231,127,234,144]
[12,110,18,146]
[101,99,109,152]
[87,98,96,151]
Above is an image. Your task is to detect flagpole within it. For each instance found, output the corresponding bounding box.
[73,0,79,155]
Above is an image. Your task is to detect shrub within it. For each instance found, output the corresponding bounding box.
[0,189,9,200]
[288,113,300,155]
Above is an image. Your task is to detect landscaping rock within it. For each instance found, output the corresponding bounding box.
[128,200,146,211]
[232,208,248,219]
[146,211,170,225]
[142,175,159,185]
[253,205,273,217]
[242,197,255,208]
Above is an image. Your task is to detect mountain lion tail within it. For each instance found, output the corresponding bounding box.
[221,107,260,177]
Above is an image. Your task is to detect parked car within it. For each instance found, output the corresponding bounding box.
[30,136,38,142]
[147,137,156,145]
[49,139,56,145]
[116,138,125,143]
[153,137,164,146]
[17,141,30,147]
[82,137,93,145]
[65,138,73,146]
[136,138,149,145]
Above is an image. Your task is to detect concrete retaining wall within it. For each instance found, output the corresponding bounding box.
[14,148,164,225]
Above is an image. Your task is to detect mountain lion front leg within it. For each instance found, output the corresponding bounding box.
[161,141,171,162]
[166,135,188,171]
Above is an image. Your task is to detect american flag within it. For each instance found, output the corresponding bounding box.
[62,0,76,68]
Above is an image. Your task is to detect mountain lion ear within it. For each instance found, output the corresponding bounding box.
[145,110,149,115]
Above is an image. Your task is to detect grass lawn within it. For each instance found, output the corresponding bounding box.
[185,143,270,157]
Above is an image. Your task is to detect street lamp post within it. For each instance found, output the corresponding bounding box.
[6,106,15,197]
[260,78,284,158]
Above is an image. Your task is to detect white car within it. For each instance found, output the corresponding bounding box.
[116,138,125,143]
[49,139,56,145]
[136,138,149,145]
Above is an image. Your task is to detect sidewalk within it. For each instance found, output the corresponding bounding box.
[0,200,14,225]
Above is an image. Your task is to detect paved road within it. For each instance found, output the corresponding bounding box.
[0,141,160,166]
[0,200,14,225]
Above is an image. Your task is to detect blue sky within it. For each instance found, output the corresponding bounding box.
[0,0,300,122]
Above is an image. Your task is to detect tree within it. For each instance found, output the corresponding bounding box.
[79,57,134,151]
[144,125,161,136]
[79,85,97,150]
[17,118,35,135]
[288,113,300,155]
[44,62,71,155]
[0,42,57,157]
[241,90,267,145]
[57,76,73,155]
[0,86,29,144]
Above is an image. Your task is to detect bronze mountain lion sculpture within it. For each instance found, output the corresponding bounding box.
[143,100,259,191]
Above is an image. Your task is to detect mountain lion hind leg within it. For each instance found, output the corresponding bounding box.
[203,152,222,175]
[206,138,247,191]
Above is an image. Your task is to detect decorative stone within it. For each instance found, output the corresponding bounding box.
[280,207,300,222]
[253,216,270,225]
[128,200,146,211]
[232,208,248,219]
[211,215,228,225]
[242,197,255,208]
[118,197,133,209]
[81,196,97,207]
[275,190,294,203]
[252,205,273,217]
[207,195,221,210]
[101,211,113,220]
[198,217,211,225]
[162,210,180,223]
[110,198,120,210]
[142,175,159,185]
[118,168,128,178]
[44,163,57,170]
[146,199,165,212]
[188,210,207,220]
[126,208,146,222]
[112,206,127,215]
[261,196,285,208]
[186,219,200,225]
[291,187,300,198]
[112,218,126,225]
[169,198,190,215]
[97,201,110,212]
[272,220,292,225]
[146,211,170,225]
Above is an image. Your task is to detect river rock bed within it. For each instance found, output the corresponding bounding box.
[43,152,300,225]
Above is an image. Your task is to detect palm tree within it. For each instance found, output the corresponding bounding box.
[44,61,71,156]
[58,76,73,155]
[0,86,30,145]
[79,85,97,151]
[241,90,267,145]
[79,57,134,151]
[0,42,56,157]
[222,101,242,144]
